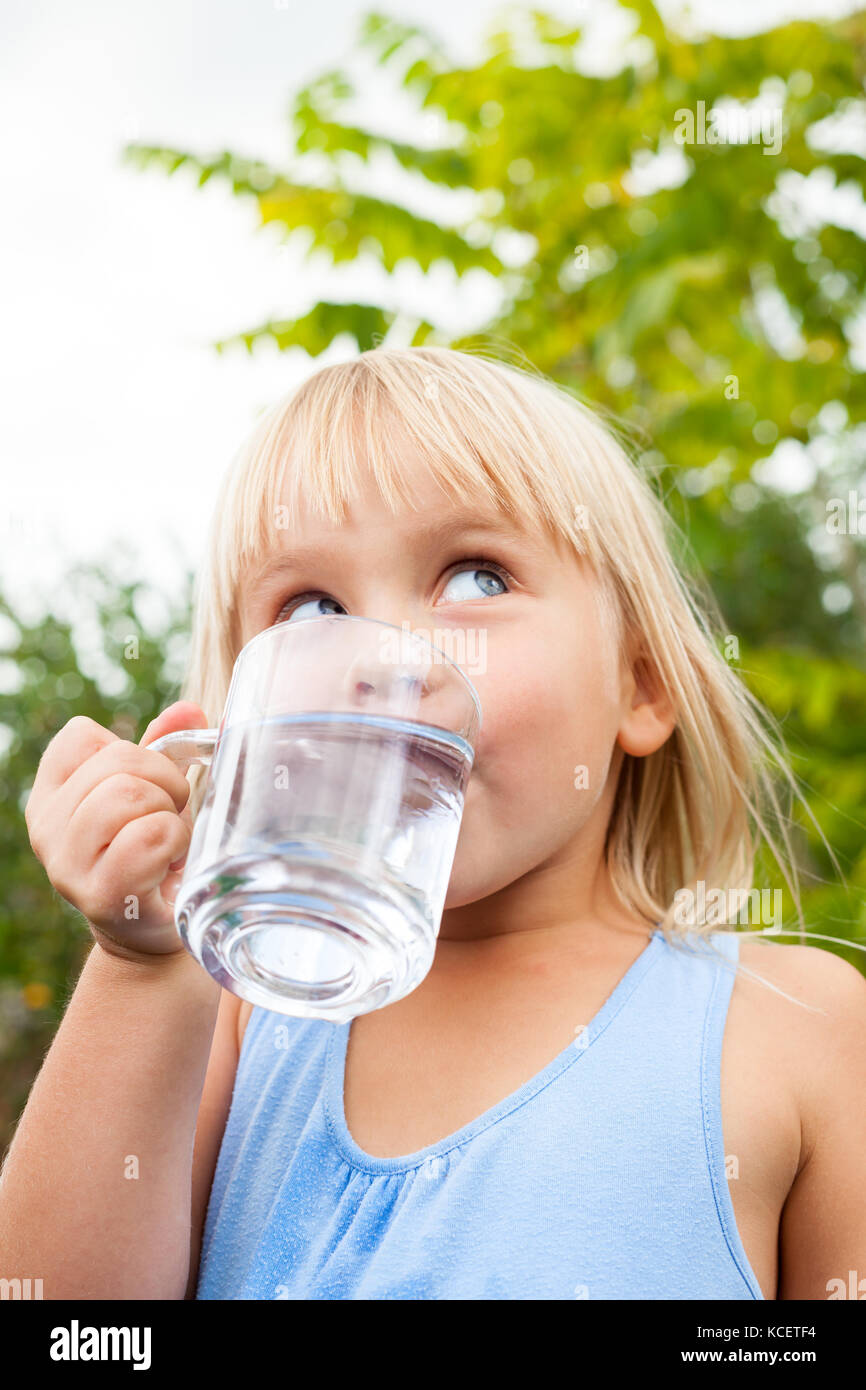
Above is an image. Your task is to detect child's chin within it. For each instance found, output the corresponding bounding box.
[443,858,501,911]
[442,874,479,911]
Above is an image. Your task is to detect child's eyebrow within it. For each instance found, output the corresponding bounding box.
[246,516,544,592]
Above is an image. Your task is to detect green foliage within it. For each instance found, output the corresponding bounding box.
[215,301,419,356]
[0,566,193,1151]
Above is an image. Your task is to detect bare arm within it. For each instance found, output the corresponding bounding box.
[777,947,866,1299]
[0,943,221,1300]
[0,706,232,1300]
[183,985,241,1299]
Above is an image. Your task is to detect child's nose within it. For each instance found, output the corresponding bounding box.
[340,642,475,740]
[344,659,431,713]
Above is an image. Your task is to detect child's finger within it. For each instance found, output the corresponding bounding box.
[30,743,192,862]
[139,701,210,749]
[28,716,119,803]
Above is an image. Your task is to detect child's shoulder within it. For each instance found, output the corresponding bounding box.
[734,937,866,1143]
[736,937,866,1017]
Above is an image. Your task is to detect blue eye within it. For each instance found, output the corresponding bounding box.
[275,559,510,624]
[441,565,508,603]
[280,596,346,623]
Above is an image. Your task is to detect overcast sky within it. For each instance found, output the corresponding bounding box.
[1,0,860,634]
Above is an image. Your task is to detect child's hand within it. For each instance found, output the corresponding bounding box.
[25,702,208,963]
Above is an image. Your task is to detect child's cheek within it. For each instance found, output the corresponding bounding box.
[470,645,615,804]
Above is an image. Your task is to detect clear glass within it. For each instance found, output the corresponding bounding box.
[148,614,481,1021]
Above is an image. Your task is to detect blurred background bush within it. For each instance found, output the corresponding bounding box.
[3,0,865,1158]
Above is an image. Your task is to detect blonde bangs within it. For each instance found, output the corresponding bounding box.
[204,347,631,626]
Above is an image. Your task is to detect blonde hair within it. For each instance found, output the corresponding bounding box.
[180,345,837,999]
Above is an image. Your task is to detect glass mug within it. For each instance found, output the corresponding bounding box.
[147,615,481,1022]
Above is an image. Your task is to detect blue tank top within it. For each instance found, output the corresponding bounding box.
[196,927,764,1300]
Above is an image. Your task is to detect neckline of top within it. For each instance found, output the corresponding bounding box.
[323,926,666,1176]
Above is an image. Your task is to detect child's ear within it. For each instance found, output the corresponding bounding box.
[616,653,677,758]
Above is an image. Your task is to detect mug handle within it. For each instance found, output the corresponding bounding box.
[146,728,219,768]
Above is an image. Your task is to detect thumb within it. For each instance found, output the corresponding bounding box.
[139,700,210,749]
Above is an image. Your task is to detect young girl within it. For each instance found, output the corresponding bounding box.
[4,347,864,1300]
